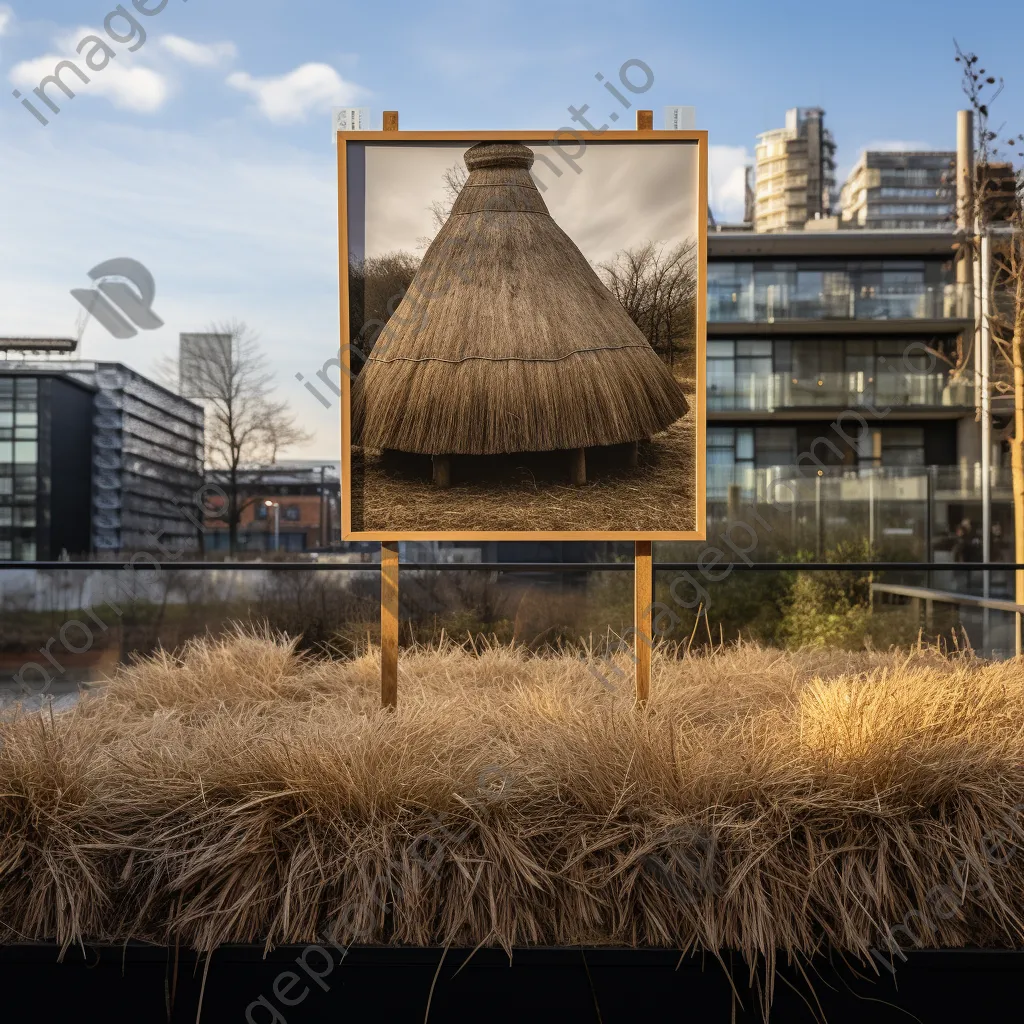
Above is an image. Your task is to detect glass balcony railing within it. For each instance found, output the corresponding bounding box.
[707,372,974,411]
[707,282,973,322]
[707,463,1013,504]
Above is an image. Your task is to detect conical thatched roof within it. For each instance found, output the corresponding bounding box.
[352,141,690,456]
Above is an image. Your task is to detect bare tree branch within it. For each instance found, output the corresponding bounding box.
[597,240,699,370]
[163,320,311,554]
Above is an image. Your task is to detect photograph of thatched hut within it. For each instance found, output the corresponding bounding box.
[343,135,705,537]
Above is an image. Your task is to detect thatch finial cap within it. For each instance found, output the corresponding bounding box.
[464,142,535,172]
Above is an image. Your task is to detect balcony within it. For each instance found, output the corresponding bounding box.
[708,281,973,322]
[708,372,974,412]
[707,463,1014,503]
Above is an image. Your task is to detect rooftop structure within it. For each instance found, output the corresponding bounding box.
[840,151,956,230]
[754,108,837,233]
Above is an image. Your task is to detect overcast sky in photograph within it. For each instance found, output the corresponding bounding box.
[0,0,1020,458]
[361,141,698,266]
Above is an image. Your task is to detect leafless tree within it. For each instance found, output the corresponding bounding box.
[163,321,310,553]
[598,240,699,370]
[411,163,469,250]
[348,251,421,362]
[429,163,468,231]
[955,44,1024,620]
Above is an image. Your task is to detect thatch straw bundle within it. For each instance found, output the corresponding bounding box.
[2,633,1024,1000]
[352,142,689,456]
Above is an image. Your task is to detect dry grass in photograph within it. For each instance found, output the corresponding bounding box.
[2,631,1023,998]
[353,386,696,533]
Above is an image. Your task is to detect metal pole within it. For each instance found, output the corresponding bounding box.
[319,465,327,548]
[274,504,280,553]
[981,228,992,652]
[925,465,934,564]
[815,474,823,558]
[868,469,875,552]
[982,229,992,563]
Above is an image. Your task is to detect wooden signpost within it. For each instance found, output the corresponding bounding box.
[380,110,401,710]
[632,111,655,705]
[374,109,661,709]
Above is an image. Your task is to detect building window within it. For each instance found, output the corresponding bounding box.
[706,339,956,412]
[283,505,301,522]
[708,259,955,322]
[708,425,796,467]
[753,427,798,467]
[708,427,744,467]
[0,377,38,562]
[876,203,953,216]
[708,264,754,321]
[878,187,943,199]
[880,426,925,467]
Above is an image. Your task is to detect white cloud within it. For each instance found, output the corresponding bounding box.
[226,63,363,123]
[0,6,13,37]
[160,35,237,68]
[9,26,170,115]
[709,144,753,224]
[10,53,168,113]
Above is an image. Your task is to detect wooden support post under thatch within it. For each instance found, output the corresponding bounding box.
[634,540,653,704]
[570,448,586,486]
[383,110,399,131]
[432,455,451,488]
[380,542,399,709]
[636,110,653,130]
[627,441,639,468]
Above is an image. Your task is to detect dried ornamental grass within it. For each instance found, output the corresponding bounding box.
[1,632,1023,992]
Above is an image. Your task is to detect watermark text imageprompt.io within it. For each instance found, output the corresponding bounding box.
[12,0,188,127]
[587,340,939,694]
[296,57,656,411]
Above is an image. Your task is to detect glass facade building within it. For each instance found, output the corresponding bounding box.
[0,363,204,559]
[840,151,956,230]
[706,230,979,511]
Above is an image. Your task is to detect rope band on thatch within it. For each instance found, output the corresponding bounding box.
[367,342,654,366]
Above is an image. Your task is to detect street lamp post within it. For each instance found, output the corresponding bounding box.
[264,500,279,553]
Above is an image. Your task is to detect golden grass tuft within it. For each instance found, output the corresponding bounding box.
[1,632,1023,983]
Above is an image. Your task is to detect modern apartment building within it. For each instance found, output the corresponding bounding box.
[754,108,837,233]
[840,151,956,230]
[705,229,997,552]
[0,361,205,559]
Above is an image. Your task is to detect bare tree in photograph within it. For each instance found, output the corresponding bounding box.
[348,252,421,363]
[955,44,1024,626]
[428,163,468,233]
[598,240,699,371]
[168,321,311,553]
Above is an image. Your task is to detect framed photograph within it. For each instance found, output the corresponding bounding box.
[338,129,707,540]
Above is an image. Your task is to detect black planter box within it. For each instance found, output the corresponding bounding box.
[1,944,1020,1022]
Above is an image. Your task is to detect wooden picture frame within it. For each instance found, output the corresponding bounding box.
[338,129,708,541]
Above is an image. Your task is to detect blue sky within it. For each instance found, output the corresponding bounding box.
[1,0,1021,457]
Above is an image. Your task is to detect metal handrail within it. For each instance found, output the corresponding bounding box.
[872,582,1024,615]
[1,562,1024,573]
